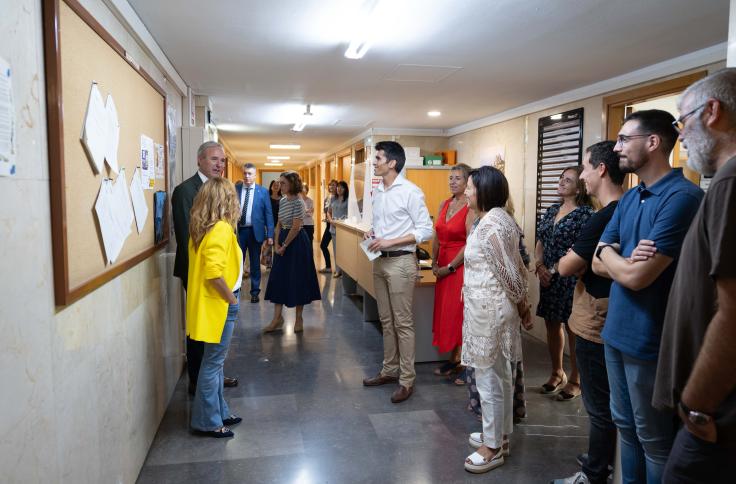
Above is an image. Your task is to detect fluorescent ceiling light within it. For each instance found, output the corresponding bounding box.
[264,162,283,166]
[215,123,251,132]
[344,0,382,59]
[267,156,290,160]
[270,144,301,150]
[427,111,441,117]
[291,104,314,132]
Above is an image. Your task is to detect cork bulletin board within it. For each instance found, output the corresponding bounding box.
[43,0,169,306]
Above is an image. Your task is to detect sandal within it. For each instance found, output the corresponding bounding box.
[557,383,581,401]
[541,373,567,394]
[464,448,504,474]
[433,361,459,376]
[468,433,510,456]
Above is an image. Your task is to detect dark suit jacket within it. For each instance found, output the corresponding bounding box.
[235,182,275,242]
[172,173,204,287]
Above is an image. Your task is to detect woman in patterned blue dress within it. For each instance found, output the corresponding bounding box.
[535,166,593,400]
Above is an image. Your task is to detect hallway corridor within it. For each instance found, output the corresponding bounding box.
[137,272,588,483]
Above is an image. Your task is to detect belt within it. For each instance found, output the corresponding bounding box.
[379,250,413,258]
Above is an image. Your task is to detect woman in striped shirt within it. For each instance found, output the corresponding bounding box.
[263,171,321,333]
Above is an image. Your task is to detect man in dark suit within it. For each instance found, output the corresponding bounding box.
[172,141,238,395]
[236,163,274,303]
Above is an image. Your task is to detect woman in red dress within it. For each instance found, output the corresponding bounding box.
[432,163,474,384]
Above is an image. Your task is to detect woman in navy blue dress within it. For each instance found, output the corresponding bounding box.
[535,166,593,400]
[263,171,321,333]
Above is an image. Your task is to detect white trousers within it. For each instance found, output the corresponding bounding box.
[475,355,514,448]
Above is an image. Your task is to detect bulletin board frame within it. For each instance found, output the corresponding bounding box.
[43,0,169,307]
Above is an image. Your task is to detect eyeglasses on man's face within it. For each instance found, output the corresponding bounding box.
[672,102,707,132]
[614,133,652,146]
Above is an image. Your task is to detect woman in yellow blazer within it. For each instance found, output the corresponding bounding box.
[187,177,243,438]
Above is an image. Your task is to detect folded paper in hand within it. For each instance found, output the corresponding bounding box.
[360,238,381,261]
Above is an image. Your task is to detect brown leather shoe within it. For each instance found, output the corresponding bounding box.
[391,385,414,403]
[362,373,399,386]
[224,377,238,387]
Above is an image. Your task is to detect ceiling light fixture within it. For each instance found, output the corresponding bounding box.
[264,162,284,167]
[427,111,441,117]
[267,156,290,160]
[291,104,314,132]
[345,0,382,59]
[270,144,301,150]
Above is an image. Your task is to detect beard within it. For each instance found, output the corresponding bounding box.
[684,121,718,176]
[618,155,644,174]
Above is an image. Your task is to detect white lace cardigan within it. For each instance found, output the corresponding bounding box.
[461,208,528,369]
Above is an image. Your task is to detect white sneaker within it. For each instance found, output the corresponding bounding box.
[550,471,590,484]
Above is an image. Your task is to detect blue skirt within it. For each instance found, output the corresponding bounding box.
[265,228,321,307]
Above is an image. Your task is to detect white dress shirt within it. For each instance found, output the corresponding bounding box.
[239,183,256,226]
[371,175,433,252]
[197,170,208,183]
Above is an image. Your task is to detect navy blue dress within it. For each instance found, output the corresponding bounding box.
[265,197,321,307]
[536,203,593,322]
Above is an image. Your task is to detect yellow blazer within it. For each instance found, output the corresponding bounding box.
[186,220,242,343]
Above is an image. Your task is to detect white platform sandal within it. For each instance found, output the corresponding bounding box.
[464,449,504,474]
[468,432,510,456]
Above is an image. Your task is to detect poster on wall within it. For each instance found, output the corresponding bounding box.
[140,134,155,189]
[0,57,15,177]
[166,100,177,176]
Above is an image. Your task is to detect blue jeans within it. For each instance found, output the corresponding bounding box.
[604,344,675,484]
[576,337,616,484]
[238,226,262,296]
[191,300,238,431]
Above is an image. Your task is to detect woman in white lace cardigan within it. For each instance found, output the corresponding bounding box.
[462,166,533,474]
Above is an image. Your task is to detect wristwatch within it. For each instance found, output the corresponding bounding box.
[595,244,614,260]
[679,401,714,426]
[447,264,456,274]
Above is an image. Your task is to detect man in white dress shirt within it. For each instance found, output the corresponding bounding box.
[362,141,433,403]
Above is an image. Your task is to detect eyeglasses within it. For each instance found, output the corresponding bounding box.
[672,103,707,132]
[615,133,652,145]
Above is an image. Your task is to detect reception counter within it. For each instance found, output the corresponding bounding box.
[331,220,448,363]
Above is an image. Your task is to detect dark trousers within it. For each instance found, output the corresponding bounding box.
[186,335,205,385]
[304,225,314,244]
[576,336,617,484]
[182,283,204,385]
[320,224,332,268]
[237,226,262,296]
[663,426,736,483]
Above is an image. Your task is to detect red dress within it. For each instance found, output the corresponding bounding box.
[432,199,469,353]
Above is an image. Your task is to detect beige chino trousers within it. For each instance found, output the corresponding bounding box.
[372,253,418,387]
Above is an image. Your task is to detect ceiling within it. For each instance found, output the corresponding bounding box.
[128,0,730,168]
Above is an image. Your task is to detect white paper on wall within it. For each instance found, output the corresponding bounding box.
[81,83,121,175]
[130,168,149,233]
[155,143,165,179]
[94,168,133,264]
[0,57,16,177]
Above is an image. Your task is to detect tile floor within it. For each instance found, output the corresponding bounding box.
[137,270,588,483]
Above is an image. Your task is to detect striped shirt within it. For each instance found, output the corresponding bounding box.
[278,197,306,229]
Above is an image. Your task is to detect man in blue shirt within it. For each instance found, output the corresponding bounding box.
[592,109,703,483]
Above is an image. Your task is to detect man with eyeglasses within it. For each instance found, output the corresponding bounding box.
[591,109,703,483]
[648,68,736,483]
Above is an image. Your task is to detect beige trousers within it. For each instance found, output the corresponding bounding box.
[372,254,418,387]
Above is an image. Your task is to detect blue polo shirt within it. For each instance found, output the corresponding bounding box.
[600,168,703,361]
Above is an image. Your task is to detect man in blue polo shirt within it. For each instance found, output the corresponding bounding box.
[592,109,703,483]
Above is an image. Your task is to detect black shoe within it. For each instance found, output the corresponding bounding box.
[223,415,242,426]
[224,376,238,387]
[193,427,234,438]
[251,295,259,303]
